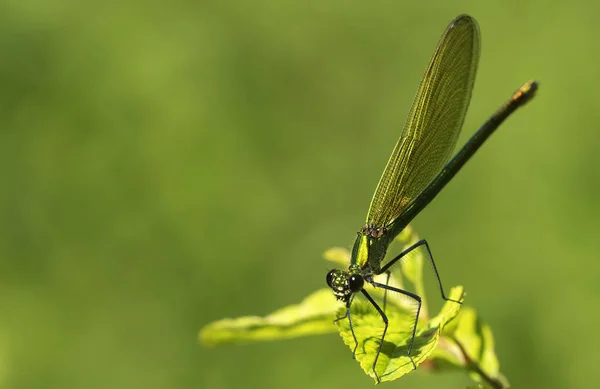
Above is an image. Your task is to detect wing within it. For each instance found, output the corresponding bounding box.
[366,14,480,228]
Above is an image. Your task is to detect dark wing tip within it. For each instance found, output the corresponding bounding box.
[449,14,480,33]
[451,14,476,25]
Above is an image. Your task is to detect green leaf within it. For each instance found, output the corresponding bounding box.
[201,235,501,386]
[453,307,508,387]
[336,285,464,383]
[395,224,417,244]
[429,306,509,388]
[199,288,338,346]
[323,247,351,266]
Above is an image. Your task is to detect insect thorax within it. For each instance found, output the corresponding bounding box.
[350,225,389,273]
[361,224,387,238]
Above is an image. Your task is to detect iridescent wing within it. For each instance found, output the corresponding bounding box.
[366,15,480,228]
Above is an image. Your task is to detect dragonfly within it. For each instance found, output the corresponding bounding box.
[325,14,537,383]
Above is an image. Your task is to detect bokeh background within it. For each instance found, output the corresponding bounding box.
[0,0,597,388]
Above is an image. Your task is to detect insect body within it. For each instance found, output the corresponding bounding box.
[326,14,538,383]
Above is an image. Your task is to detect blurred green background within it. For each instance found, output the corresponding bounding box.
[0,0,597,388]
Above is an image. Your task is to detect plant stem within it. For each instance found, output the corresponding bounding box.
[449,336,508,389]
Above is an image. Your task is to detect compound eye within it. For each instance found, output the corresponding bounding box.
[348,274,364,292]
[326,270,336,288]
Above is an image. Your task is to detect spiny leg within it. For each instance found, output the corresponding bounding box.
[360,289,388,383]
[380,239,461,304]
[334,299,359,358]
[382,271,391,313]
[370,281,421,371]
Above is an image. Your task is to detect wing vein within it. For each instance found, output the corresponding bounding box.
[366,15,481,228]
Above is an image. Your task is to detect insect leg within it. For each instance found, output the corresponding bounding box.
[360,289,388,383]
[334,298,359,358]
[380,239,461,304]
[382,272,391,313]
[369,282,421,371]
